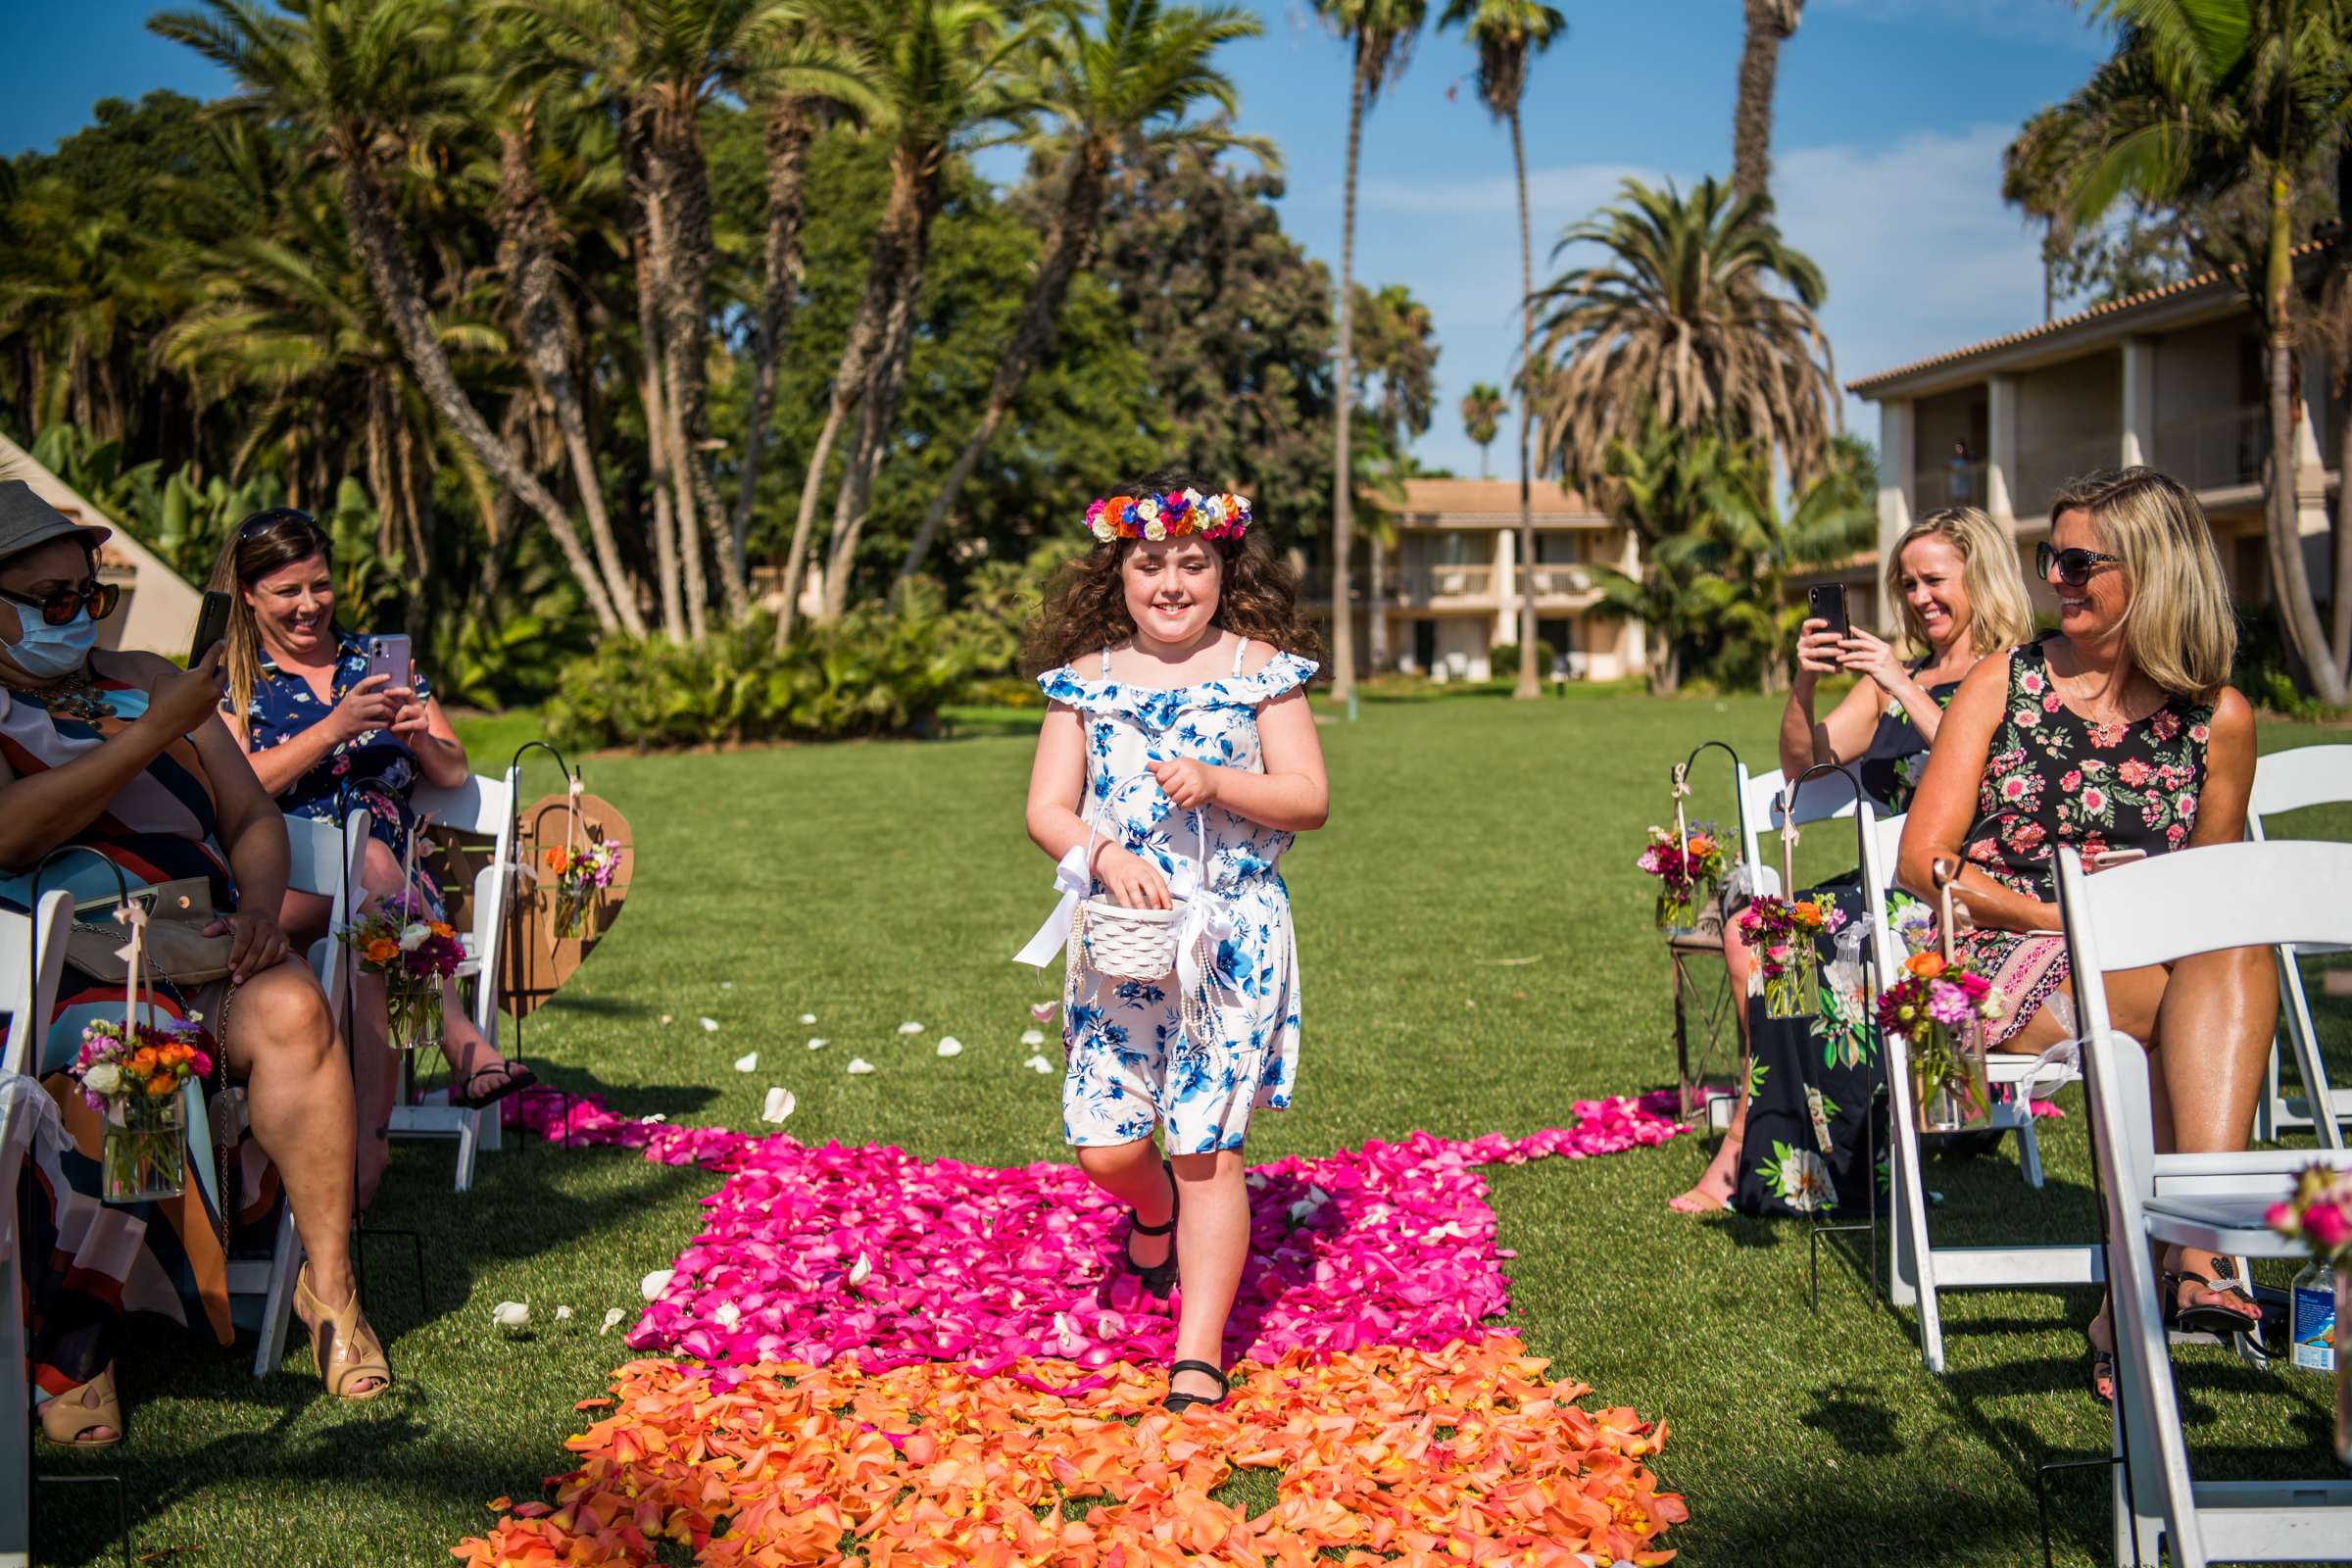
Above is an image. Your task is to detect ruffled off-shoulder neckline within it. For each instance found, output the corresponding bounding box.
[1038,650,1318,720]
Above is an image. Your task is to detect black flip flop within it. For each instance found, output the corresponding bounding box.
[2164,1268,2263,1338]
[452,1062,539,1110]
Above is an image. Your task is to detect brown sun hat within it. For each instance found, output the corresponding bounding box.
[0,479,112,566]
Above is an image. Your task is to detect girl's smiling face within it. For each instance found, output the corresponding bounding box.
[1121,537,1222,649]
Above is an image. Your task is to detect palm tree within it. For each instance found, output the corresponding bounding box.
[1459,380,1505,476]
[1691,432,1874,690]
[152,0,627,634]
[1349,280,1436,673]
[0,180,154,442]
[1440,0,1563,700]
[771,0,1037,640]
[894,0,1271,587]
[1731,0,1802,204]
[1591,420,1734,696]
[2031,0,2352,702]
[1314,0,1427,703]
[1530,175,1837,493]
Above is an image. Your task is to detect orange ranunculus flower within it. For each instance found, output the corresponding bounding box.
[127,1048,158,1075]
[546,846,571,876]
[145,1072,175,1098]
[1790,900,1822,923]
[1905,953,1946,979]
[366,936,401,965]
[1685,834,1714,858]
[430,922,456,940]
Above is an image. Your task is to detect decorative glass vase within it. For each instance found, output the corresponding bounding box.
[1761,945,1818,1019]
[1656,878,1713,938]
[553,881,595,942]
[387,978,445,1054]
[102,1094,186,1204]
[1910,1015,1993,1133]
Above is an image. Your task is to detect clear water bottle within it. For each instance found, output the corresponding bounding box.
[2290,1260,2336,1374]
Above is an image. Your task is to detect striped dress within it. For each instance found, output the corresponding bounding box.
[1,664,282,1407]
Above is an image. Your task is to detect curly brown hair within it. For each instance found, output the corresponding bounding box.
[1020,467,1323,676]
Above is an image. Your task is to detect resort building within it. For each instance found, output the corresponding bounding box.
[1305,477,1648,682]
[1849,244,2342,626]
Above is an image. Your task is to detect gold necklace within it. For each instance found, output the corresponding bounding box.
[4,665,114,722]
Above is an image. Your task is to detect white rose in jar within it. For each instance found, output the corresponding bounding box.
[82,1062,122,1098]
[399,923,431,953]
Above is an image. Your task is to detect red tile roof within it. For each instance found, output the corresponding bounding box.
[1373,477,1604,519]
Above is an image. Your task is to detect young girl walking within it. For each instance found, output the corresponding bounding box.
[1021,469,1328,1414]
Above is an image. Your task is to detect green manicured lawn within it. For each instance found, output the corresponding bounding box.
[29,691,2352,1566]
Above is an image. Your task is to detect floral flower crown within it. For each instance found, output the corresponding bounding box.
[1084,487,1252,543]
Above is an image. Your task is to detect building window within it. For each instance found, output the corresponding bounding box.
[1535,533,1580,564]
[1413,619,1438,673]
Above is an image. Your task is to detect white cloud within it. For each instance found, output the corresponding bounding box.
[1358,162,1653,220]
[1811,0,2109,54]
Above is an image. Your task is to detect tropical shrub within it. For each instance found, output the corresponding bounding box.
[1490,640,1558,679]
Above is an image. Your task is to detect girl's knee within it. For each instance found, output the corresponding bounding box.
[1075,1140,1153,1180]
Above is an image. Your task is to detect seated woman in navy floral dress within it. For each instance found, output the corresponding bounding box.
[209,511,531,1204]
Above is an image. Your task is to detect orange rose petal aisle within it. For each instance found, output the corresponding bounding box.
[453,1342,1684,1568]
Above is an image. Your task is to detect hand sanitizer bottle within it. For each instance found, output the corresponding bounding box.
[2291,1260,2336,1373]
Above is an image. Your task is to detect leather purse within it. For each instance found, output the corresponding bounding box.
[36,850,236,988]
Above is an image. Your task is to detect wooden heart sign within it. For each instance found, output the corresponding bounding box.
[501,789,635,1021]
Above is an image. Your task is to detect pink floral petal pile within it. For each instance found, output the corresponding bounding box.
[507,1088,1682,1374]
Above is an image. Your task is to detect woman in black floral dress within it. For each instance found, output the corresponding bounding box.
[1900,467,2270,1402]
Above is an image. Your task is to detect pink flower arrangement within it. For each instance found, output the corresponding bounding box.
[2267,1162,2352,1262]
[72,1017,215,1114]
[1638,821,1729,929]
[1877,949,2005,1127]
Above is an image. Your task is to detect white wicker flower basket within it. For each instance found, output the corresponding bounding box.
[1072,899,1185,981]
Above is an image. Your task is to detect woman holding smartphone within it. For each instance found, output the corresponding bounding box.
[206,511,533,1205]
[1899,467,2268,1403]
[1672,507,2034,1215]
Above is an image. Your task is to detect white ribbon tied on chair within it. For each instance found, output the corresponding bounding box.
[0,1073,72,1264]
[1013,845,1093,968]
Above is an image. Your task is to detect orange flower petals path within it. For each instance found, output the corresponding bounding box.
[453,1339,1685,1567]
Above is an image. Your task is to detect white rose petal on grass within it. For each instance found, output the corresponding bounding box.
[1028,1003,1058,1023]
[720,981,734,990]
[846,1056,875,1075]
[799,1012,817,1025]
[661,1014,674,1026]
[807,1037,829,1051]
[1022,1054,1054,1074]
[700,1017,720,1033]
[897,1021,924,1036]
[640,1268,675,1301]
[600,1308,627,1335]
[1019,1029,1046,1047]
[935,1037,962,1057]
[555,1305,573,1322]
[491,1300,530,1329]
[760,1087,797,1124]
[733,1052,759,1073]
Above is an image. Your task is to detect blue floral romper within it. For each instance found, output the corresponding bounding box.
[1039,637,1315,1154]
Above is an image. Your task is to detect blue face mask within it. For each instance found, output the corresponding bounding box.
[4,603,100,678]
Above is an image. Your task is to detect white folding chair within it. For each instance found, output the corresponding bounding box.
[2,890,71,1568]
[230,810,369,1377]
[390,768,519,1187]
[1736,762,1861,899]
[2245,745,2352,1149]
[1864,807,2092,1375]
[2057,841,2352,1568]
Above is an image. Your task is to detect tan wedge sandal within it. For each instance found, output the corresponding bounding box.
[38,1363,123,1447]
[295,1264,392,1401]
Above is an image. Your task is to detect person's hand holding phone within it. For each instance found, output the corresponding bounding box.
[150,644,230,737]
[386,661,429,738]
[1794,617,1844,677]
[330,674,399,742]
[1837,626,1906,693]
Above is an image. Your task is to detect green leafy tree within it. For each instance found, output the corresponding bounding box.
[1348,280,1438,671]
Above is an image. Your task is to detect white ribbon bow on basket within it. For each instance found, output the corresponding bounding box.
[1013,844,1094,969]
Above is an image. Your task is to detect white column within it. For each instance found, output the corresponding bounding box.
[1985,373,2019,527]
[1493,526,1517,646]
[2122,336,2156,468]
[1617,526,1645,678]
[1876,398,1917,628]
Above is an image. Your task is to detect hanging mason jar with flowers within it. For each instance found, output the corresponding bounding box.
[1878,950,2002,1133]
[1738,896,1842,1018]
[547,839,625,941]
[72,1017,212,1204]
[1637,822,1729,937]
[338,891,464,1053]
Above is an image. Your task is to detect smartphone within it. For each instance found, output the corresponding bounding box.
[365,633,412,691]
[1806,582,1850,639]
[189,590,231,666]
[2086,847,2147,870]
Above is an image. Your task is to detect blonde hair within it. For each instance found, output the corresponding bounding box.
[2046,466,2235,702]
[1882,506,2034,658]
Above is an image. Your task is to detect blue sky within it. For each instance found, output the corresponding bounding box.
[4,0,2115,477]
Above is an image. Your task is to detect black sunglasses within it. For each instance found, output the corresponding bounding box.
[2036,541,2123,588]
[0,577,122,626]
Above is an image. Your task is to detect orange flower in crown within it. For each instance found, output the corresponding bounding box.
[1084,487,1253,543]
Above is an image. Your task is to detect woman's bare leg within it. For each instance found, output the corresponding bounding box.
[221,959,385,1396]
[1671,918,1754,1213]
[1168,1147,1249,1400]
[1075,1138,1174,1273]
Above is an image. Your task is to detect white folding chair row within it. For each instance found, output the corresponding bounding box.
[1735,762,1861,899]
[2057,841,2352,1568]
[387,768,519,1188]
[2,890,71,1568]
[231,810,370,1377]
[1861,806,2085,1376]
[2245,743,2351,1149]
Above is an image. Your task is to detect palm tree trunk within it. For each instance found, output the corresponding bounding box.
[1329,60,1368,703]
[499,124,647,638]
[1367,534,1388,671]
[898,149,1110,586]
[651,109,749,626]
[335,148,622,634]
[824,235,927,622]
[733,95,815,582]
[1511,107,1541,701]
[2261,170,2346,703]
[1732,0,1792,205]
[625,114,688,643]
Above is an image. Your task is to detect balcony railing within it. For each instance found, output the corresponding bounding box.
[1528,564,1594,598]
[1401,564,1496,601]
[1912,460,1989,513]
[2153,404,2266,493]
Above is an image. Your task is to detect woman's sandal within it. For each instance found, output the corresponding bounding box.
[2088,1344,2117,1407]
[2163,1266,2263,1339]
[1163,1358,1230,1416]
[295,1263,392,1401]
[451,1060,539,1110]
[1122,1159,1180,1299]
[37,1364,122,1447]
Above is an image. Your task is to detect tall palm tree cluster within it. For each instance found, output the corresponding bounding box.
[0,0,1278,674]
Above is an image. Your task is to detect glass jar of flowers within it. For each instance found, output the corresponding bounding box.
[72,1016,213,1203]
[339,891,464,1053]
[1880,860,2004,1133]
[547,838,624,942]
[1738,895,1842,1018]
[1639,822,1729,937]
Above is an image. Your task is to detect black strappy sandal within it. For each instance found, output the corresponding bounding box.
[452,1061,539,1110]
[1122,1159,1180,1299]
[1163,1358,1229,1416]
[2087,1344,2116,1406]
[2163,1265,2263,1338]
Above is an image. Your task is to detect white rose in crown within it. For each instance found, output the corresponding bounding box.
[1144,517,1168,541]
[1200,496,1225,526]
[83,1062,122,1098]
[399,923,431,953]
[1090,515,1116,541]
[1183,487,1203,508]
[1135,497,1159,524]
